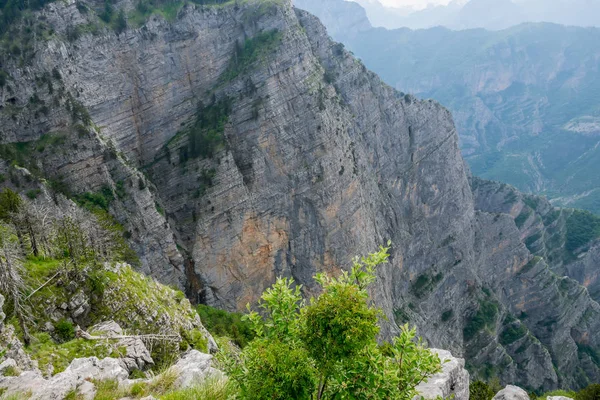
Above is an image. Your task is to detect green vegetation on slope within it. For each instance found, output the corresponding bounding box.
[221,29,283,82]
[463,300,499,341]
[0,187,209,375]
[565,209,600,253]
[196,304,254,348]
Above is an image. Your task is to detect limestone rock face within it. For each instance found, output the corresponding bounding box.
[0,357,128,400]
[416,349,469,400]
[0,359,17,376]
[0,296,36,371]
[493,385,530,400]
[0,294,5,327]
[172,350,222,388]
[89,321,154,372]
[1,0,599,391]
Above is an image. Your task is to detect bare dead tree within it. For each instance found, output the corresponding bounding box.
[0,223,31,345]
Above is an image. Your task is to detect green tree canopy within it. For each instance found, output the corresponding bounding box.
[219,244,443,400]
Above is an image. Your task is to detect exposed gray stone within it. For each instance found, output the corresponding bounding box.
[1,0,599,391]
[89,321,154,371]
[0,359,17,376]
[0,357,128,400]
[493,386,530,400]
[172,350,222,388]
[416,349,469,400]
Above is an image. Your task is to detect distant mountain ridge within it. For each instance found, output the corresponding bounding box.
[296,0,600,215]
[349,0,600,30]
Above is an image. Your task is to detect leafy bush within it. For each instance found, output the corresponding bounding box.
[470,380,496,400]
[219,245,443,400]
[575,384,600,400]
[196,304,254,348]
[54,319,76,342]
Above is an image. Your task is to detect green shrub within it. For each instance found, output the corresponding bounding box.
[441,309,454,322]
[54,319,76,342]
[463,300,498,341]
[0,69,8,87]
[499,323,527,345]
[575,384,600,400]
[220,245,443,400]
[470,380,496,400]
[196,304,254,348]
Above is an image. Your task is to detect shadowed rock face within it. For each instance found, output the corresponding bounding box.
[1,0,600,391]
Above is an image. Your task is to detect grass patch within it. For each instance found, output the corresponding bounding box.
[160,376,236,400]
[27,333,119,375]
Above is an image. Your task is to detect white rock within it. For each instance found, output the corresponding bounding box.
[0,357,128,400]
[0,359,18,376]
[172,350,222,388]
[493,385,530,400]
[547,397,573,400]
[415,349,470,400]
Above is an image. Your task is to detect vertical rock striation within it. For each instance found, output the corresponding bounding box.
[0,0,599,390]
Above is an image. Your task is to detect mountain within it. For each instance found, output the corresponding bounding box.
[297,0,600,215]
[350,0,600,30]
[2,0,600,391]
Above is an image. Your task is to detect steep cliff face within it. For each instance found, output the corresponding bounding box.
[1,0,600,390]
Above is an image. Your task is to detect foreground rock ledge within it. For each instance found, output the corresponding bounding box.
[416,349,470,400]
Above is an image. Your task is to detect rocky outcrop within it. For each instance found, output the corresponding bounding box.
[171,350,222,388]
[89,321,154,372]
[0,357,128,400]
[1,0,599,391]
[416,349,469,400]
[493,385,530,400]
[0,295,36,371]
[0,350,221,399]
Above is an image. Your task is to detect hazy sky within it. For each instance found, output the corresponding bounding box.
[378,0,455,8]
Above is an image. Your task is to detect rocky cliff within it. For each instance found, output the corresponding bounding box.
[296,0,600,215]
[1,0,600,391]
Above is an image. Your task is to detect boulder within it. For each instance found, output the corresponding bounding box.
[89,321,154,372]
[0,322,37,370]
[172,350,222,388]
[494,385,530,400]
[547,397,573,400]
[415,349,470,400]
